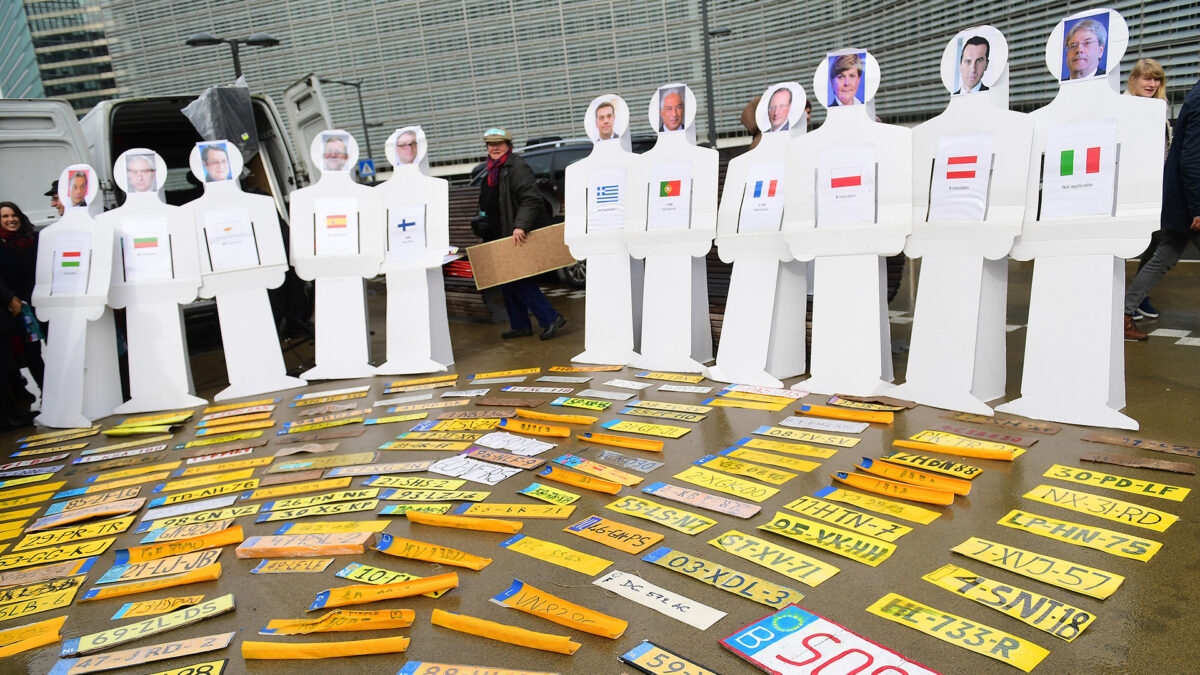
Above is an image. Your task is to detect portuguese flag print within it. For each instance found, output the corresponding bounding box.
[659,180,681,197]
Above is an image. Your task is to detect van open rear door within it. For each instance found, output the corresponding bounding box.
[0,99,90,228]
[282,74,335,182]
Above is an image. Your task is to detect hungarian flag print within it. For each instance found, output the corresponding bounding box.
[326,214,348,228]
[659,180,681,197]
[61,251,81,268]
[1059,147,1102,176]
[945,155,977,180]
[830,167,861,188]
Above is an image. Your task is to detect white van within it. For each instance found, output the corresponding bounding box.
[0,94,306,227]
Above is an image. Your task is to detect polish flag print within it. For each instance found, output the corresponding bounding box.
[830,167,861,188]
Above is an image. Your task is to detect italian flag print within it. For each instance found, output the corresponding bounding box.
[1059,146,1101,176]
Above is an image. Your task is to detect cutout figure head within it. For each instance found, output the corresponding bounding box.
[658,86,685,131]
[829,53,864,106]
[322,133,350,171]
[1062,16,1108,80]
[958,36,990,93]
[584,95,629,143]
[755,83,806,134]
[200,143,231,182]
[125,153,157,193]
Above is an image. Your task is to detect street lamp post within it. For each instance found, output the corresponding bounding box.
[319,78,374,181]
[700,0,731,148]
[185,31,280,79]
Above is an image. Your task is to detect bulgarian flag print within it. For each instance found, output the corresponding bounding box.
[326,214,348,229]
[133,237,158,249]
[830,167,861,188]
[659,180,682,197]
[60,251,82,268]
[1059,146,1102,176]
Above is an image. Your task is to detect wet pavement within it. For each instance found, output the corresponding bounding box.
[3,259,1199,674]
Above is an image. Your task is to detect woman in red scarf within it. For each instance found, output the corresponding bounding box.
[0,201,42,427]
[474,128,566,340]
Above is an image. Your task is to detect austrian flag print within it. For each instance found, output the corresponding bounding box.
[659,180,682,197]
[946,155,978,180]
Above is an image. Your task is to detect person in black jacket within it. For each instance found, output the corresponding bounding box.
[476,127,566,340]
[1124,75,1200,340]
[0,201,40,428]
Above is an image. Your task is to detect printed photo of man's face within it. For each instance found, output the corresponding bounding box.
[201,144,231,182]
[69,171,88,206]
[323,135,349,171]
[126,154,157,193]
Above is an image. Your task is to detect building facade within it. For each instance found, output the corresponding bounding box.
[97,0,1198,172]
[0,0,43,98]
[26,0,121,112]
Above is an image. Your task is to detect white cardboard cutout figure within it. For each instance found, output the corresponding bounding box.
[782,50,911,395]
[374,126,453,375]
[289,129,384,380]
[707,82,808,387]
[99,149,206,413]
[564,94,642,365]
[625,83,717,372]
[996,8,1161,429]
[889,27,1033,414]
[31,164,121,427]
[183,141,305,400]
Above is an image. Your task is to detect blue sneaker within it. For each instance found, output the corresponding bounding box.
[1134,297,1159,319]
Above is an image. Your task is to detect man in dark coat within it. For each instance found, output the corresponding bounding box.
[1124,76,1200,340]
[476,127,566,340]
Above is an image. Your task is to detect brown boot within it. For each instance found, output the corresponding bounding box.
[1124,315,1148,341]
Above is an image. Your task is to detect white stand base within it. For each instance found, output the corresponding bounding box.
[634,254,712,373]
[116,301,206,413]
[376,267,452,375]
[573,253,639,365]
[37,308,121,427]
[213,288,306,401]
[890,256,1006,415]
[303,275,375,381]
[800,255,893,396]
[707,259,808,387]
[996,254,1136,429]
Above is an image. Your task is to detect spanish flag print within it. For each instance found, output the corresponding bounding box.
[326,215,348,229]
